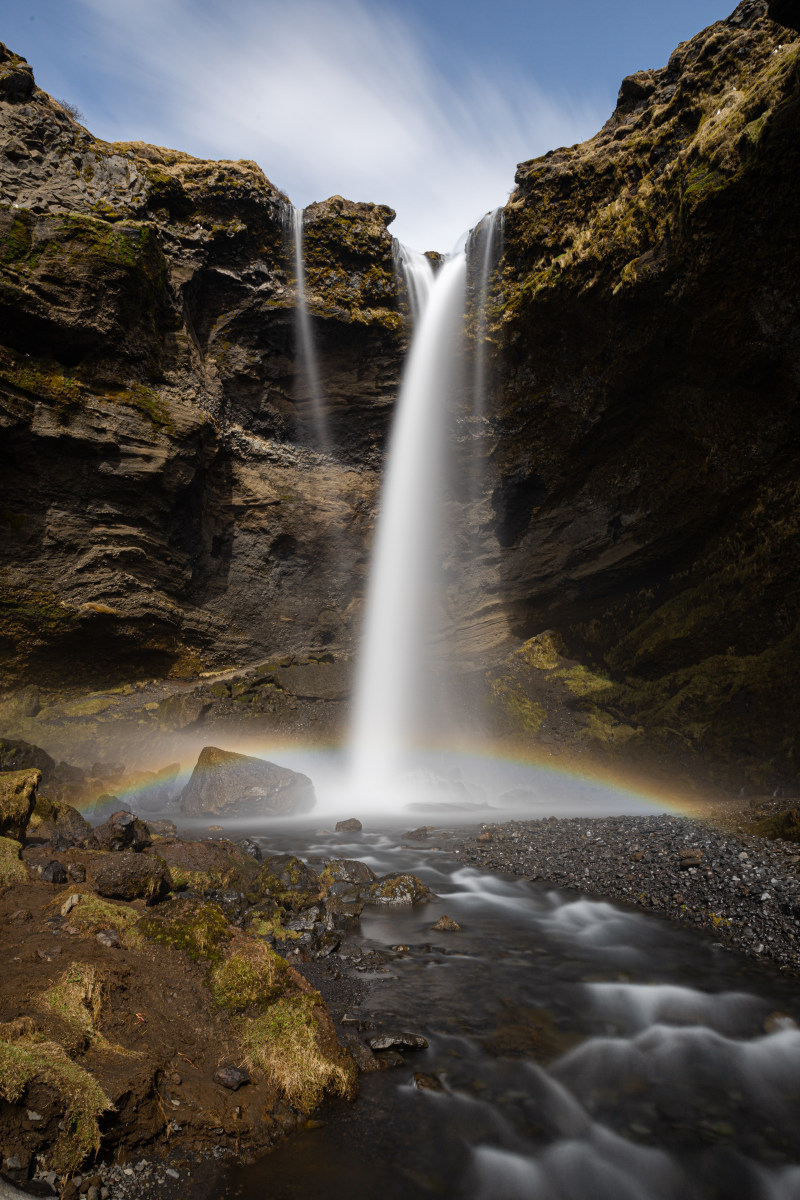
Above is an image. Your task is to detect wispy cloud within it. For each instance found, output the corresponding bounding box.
[76,0,606,250]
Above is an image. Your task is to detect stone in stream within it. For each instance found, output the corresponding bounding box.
[367,874,434,905]
[431,914,461,932]
[335,818,363,833]
[179,747,315,817]
[367,1033,428,1051]
[403,826,428,841]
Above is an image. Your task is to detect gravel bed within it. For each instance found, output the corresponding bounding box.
[455,814,800,972]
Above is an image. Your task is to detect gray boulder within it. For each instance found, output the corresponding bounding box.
[179,746,315,817]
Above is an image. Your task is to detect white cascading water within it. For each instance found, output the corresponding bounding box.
[291,206,329,449]
[349,247,467,794]
[468,208,504,413]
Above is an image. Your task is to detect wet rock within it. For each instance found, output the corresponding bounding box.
[29,797,92,847]
[367,1033,428,1051]
[323,883,365,929]
[89,810,152,853]
[214,1065,249,1090]
[403,827,428,841]
[89,850,171,903]
[38,860,67,885]
[335,818,362,833]
[0,768,40,841]
[179,747,315,817]
[237,837,262,861]
[341,1036,381,1073]
[145,819,178,837]
[367,874,434,905]
[257,854,323,909]
[431,914,461,932]
[413,1072,445,1091]
[679,847,703,870]
[320,858,376,885]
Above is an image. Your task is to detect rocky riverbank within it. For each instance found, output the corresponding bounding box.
[455,805,800,973]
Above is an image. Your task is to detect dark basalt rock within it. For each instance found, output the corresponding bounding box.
[179,746,315,817]
[88,809,152,853]
[89,850,171,903]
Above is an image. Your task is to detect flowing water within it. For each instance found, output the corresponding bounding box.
[291,206,329,449]
[225,825,800,1200]
[349,251,465,793]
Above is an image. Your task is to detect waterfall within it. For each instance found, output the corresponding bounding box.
[350,248,467,792]
[291,206,329,450]
[468,208,504,419]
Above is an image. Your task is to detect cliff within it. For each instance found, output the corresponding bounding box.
[487,0,800,791]
[0,45,404,689]
[1,0,799,794]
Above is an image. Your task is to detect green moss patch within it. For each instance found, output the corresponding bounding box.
[210,944,288,1013]
[0,1037,110,1172]
[0,836,27,885]
[238,994,356,1114]
[137,899,231,963]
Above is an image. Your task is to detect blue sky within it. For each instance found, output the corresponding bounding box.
[4,0,732,249]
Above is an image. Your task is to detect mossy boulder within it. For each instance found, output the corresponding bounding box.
[27,795,91,846]
[254,854,324,910]
[157,837,259,894]
[88,850,170,903]
[0,738,54,779]
[319,858,376,887]
[179,746,315,817]
[0,767,40,841]
[137,896,231,961]
[367,873,434,905]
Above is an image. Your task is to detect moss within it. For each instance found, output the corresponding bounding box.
[110,383,175,434]
[210,944,288,1012]
[489,675,548,736]
[245,912,301,942]
[753,809,800,843]
[0,1037,110,1172]
[556,664,614,698]
[238,993,356,1114]
[0,836,27,885]
[58,696,118,718]
[137,900,231,963]
[0,212,33,264]
[65,893,141,942]
[0,348,83,420]
[41,965,106,1055]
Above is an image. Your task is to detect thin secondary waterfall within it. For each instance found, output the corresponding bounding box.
[291,206,329,449]
[350,248,467,791]
[468,208,504,415]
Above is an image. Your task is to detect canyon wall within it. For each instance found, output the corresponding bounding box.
[0,0,799,791]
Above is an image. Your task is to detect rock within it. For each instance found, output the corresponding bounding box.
[157,837,258,895]
[66,862,86,883]
[61,893,80,916]
[367,874,434,905]
[95,929,120,948]
[36,946,61,961]
[476,831,493,843]
[679,848,703,870]
[38,859,67,885]
[320,858,376,885]
[257,855,323,908]
[0,738,54,778]
[403,827,428,841]
[341,1036,380,1073]
[179,747,315,817]
[214,1065,249,1090]
[89,851,171,903]
[367,1033,428,1051]
[155,693,211,730]
[413,1072,444,1091]
[335,818,362,833]
[146,819,178,837]
[0,768,40,841]
[89,810,152,852]
[237,837,262,861]
[28,796,91,846]
[431,914,461,932]
[323,883,365,929]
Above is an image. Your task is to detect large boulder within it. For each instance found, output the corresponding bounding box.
[0,739,55,780]
[88,810,152,852]
[179,747,315,817]
[157,838,259,894]
[27,795,91,846]
[89,850,171,903]
[0,768,40,841]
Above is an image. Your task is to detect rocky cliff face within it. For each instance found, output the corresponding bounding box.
[1,2,799,795]
[0,46,405,689]
[487,0,800,791]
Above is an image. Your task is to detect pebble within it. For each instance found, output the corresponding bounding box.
[456,813,800,972]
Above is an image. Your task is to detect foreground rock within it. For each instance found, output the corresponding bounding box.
[0,769,39,841]
[179,747,315,817]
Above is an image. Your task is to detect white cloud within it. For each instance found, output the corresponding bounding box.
[76,0,606,250]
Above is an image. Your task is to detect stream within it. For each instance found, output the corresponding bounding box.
[222,824,800,1200]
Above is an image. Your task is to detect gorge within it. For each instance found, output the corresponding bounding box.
[0,0,799,1196]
